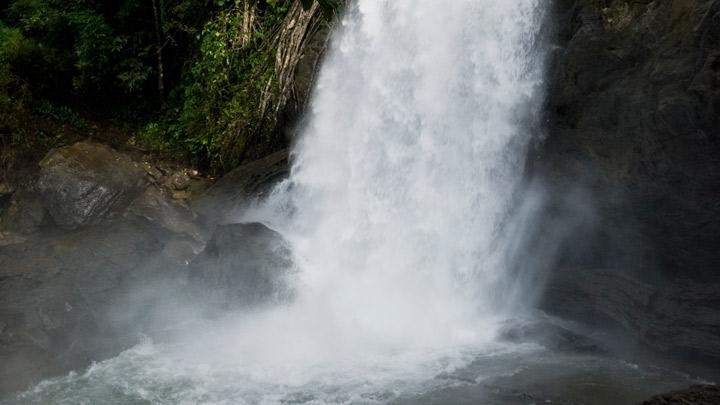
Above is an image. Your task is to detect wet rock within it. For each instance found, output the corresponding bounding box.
[540,268,720,362]
[0,182,13,196]
[36,142,147,229]
[166,171,192,191]
[127,187,205,242]
[537,0,720,363]
[0,231,25,247]
[498,318,604,354]
[0,219,165,396]
[640,385,720,405]
[188,222,293,309]
[541,0,720,279]
[0,231,26,247]
[192,150,289,223]
[0,190,47,235]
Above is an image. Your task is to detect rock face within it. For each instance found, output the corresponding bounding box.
[127,187,205,242]
[192,150,289,223]
[0,220,165,395]
[0,190,47,235]
[640,385,720,405]
[535,0,720,363]
[36,142,147,229]
[540,268,720,360]
[189,222,293,309]
[541,0,720,276]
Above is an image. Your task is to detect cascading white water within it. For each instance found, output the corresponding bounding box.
[260,0,546,347]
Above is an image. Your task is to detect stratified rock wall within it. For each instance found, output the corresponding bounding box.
[536,0,720,363]
[542,0,720,276]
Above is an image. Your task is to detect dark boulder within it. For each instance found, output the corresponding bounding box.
[192,150,289,224]
[36,142,147,229]
[188,222,294,309]
[498,317,605,354]
[0,190,47,236]
[540,267,720,363]
[0,220,165,395]
[640,385,720,405]
[127,186,205,242]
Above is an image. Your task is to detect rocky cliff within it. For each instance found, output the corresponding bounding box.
[536,0,720,364]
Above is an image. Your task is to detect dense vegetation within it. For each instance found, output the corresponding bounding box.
[0,0,335,179]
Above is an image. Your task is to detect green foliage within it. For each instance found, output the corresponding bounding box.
[0,27,30,149]
[0,62,27,141]
[34,100,89,129]
[0,0,337,173]
[141,0,298,171]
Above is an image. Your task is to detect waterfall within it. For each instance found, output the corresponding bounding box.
[262,0,547,349]
[4,2,550,404]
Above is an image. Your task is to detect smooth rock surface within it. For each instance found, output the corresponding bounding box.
[192,150,288,223]
[36,142,147,229]
[127,186,205,242]
[540,268,720,362]
[188,222,293,309]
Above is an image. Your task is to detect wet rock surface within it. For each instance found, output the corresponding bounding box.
[540,268,720,361]
[192,150,289,223]
[536,0,720,365]
[36,142,147,229]
[0,190,47,235]
[0,220,165,395]
[498,317,605,354]
[127,187,205,242]
[188,222,293,309]
[640,385,720,405]
[0,143,285,397]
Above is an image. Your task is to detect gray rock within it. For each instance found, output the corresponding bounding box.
[127,186,205,242]
[541,0,720,279]
[0,219,165,396]
[540,268,720,361]
[535,0,720,363]
[36,142,147,229]
[498,317,604,354]
[640,385,720,405]
[192,150,289,224]
[0,190,47,235]
[188,222,293,309]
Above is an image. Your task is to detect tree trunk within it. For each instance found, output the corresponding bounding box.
[151,0,165,106]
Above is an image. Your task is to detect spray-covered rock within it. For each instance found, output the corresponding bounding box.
[188,222,294,309]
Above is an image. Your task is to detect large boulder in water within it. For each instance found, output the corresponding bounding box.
[188,222,294,309]
[192,150,289,224]
[0,219,166,395]
[36,142,147,229]
[127,186,205,242]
